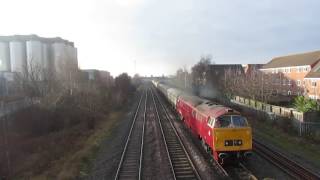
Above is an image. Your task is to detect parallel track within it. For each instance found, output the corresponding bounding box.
[152,88,201,180]
[114,91,147,180]
[253,139,320,180]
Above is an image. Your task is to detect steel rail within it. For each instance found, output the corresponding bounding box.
[150,88,177,180]
[253,139,320,180]
[138,90,148,180]
[152,88,202,180]
[114,90,147,180]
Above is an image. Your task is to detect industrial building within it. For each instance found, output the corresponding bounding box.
[0,34,78,81]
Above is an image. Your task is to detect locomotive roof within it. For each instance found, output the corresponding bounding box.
[196,101,240,118]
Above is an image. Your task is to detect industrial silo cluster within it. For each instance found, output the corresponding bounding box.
[0,35,78,80]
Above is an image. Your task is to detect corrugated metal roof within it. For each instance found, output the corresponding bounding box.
[263,50,320,69]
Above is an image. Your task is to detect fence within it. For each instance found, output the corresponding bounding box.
[300,122,320,137]
[232,96,320,136]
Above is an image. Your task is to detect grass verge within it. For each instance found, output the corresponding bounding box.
[30,111,124,180]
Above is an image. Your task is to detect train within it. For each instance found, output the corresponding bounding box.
[152,80,252,164]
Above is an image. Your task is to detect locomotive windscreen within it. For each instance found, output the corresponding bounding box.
[214,115,248,128]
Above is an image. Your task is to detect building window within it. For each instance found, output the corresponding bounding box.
[283,90,287,95]
[283,79,287,85]
[272,90,277,96]
[304,67,309,72]
[288,91,292,96]
[311,80,317,87]
[284,68,290,73]
[288,80,291,85]
[297,80,301,86]
[298,67,303,72]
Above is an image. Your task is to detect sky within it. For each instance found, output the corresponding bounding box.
[0,0,319,76]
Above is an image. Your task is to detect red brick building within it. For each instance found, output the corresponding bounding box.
[304,62,320,100]
[260,50,320,100]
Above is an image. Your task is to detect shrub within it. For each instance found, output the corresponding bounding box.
[293,96,319,112]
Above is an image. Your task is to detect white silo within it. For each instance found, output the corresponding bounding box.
[42,43,50,69]
[51,42,67,73]
[26,40,44,79]
[26,40,43,67]
[0,42,11,72]
[10,41,27,74]
[66,45,78,68]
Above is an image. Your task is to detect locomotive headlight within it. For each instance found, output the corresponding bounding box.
[236,140,242,145]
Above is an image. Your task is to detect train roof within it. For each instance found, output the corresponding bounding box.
[158,83,170,89]
[167,88,184,95]
[196,102,240,118]
[179,94,206,107]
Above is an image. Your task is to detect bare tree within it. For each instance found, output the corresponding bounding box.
[191,55,212,95]
[224,69,275,102]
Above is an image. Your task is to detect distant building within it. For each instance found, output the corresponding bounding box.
[260,50,320,100]
[0,34,78,81]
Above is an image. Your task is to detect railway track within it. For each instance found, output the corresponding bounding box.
[151,88,201,180]
[253,139,320,180]
[114,91,147,180]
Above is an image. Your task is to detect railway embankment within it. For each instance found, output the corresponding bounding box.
[0,76,138,179]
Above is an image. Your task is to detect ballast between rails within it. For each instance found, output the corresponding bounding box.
[152,88,202,180]
[114,91,147,180]
[151,89,176,180]
[253,139,320,180]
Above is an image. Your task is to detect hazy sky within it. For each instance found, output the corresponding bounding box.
[0,0,319,76]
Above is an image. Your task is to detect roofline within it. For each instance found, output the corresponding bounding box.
[260,65,311,70]
[271,50,320,60]
[304,77,320,80]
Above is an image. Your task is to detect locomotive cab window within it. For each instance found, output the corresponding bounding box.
[232,116,248,127]
[214,115,248,128]
[214,116,231,128]
[207,118,214,128]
